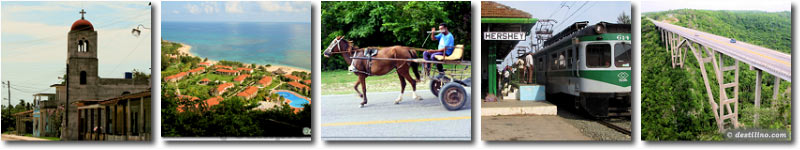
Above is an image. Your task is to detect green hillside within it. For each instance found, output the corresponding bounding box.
[644,9,791,53]
[641,14,792,141]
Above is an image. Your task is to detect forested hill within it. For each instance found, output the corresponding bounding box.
[644,9,791,53]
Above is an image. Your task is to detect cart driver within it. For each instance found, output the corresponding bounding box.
[424,23,455,77]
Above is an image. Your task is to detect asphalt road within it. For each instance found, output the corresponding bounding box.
[321,90,472,141]
[652,19,791,81]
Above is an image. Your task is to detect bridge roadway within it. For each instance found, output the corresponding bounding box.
[651,19,791,82]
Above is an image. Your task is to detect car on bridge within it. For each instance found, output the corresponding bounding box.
[730,38,736,43]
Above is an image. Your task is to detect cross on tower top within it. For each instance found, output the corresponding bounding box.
[80,9,86,20]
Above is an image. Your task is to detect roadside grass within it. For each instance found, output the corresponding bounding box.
[321,64,471,95]
[39,136,60,141]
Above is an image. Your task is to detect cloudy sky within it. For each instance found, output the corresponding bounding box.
[1,1,151,106]
[495,1,631,68]
[641,0,790,13]
[162,1,311,22]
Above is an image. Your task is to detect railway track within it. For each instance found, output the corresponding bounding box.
[597,119,631,136]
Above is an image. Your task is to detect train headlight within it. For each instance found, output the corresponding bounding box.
[595,25,606,34]
[572,37,580,44]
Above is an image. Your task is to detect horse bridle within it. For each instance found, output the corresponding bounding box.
[326,37,360,54]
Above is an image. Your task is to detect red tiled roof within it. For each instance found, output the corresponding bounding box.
[237,68,253,72]
[287,81,309,90]
[237,86,259,97]
[283,74,301,81]
[303,80,311,85]
[201,78,210,82]
[189,67,205,73]
[216,83,234,94]
[214,65,233,69]
[259,76,273,86]
[164,72,188,81]
[175,95,199,113]
[234,74,250,82]
[198,62,212,66]
[177,95,199,101]
[481,1,532,18]
[206,96,223,107]
[216,69,237,73]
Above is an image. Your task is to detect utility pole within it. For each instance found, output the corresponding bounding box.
[6,81,10,107]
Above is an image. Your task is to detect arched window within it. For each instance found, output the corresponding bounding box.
[80,71,87,85]
[77,41,84,52]
[84,40,90,52]
[77,40,89,52]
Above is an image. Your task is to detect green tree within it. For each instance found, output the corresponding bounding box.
[617,12,631,24]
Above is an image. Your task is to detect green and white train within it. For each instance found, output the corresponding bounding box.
[531,21,631,117]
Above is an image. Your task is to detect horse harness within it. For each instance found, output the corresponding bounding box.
[349,48,379,76]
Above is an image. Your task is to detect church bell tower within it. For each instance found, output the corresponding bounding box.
[67,9,99,87]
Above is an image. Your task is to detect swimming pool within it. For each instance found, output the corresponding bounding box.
[277,91,310,108]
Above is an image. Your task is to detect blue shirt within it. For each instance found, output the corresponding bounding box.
[435,32,455,55]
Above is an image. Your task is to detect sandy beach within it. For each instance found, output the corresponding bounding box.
[174,42,309,74]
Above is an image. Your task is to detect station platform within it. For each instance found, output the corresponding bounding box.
[481,100,557,116]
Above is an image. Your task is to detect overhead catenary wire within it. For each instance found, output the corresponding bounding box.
[553,1,590,30]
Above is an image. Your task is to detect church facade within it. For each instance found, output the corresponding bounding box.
[61,9,151,141]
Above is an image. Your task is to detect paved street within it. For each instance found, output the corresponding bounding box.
[1,134,50,141]
[322,90,472,140]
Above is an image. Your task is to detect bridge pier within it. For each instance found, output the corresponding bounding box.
[773,77,780,107]
[715,51,740,131]
[752,68,762,127]
[686,42,741,132]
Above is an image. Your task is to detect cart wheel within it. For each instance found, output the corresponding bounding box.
[430,79,442,97]
[439,82,467,111]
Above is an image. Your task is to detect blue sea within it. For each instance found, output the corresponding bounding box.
[162,22,311,70]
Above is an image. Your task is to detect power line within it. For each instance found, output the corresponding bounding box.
[554,1,590,29]
[560,2,598,29]
[108,31,148,75]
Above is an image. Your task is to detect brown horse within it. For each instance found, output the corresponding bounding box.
[323,36,422,108]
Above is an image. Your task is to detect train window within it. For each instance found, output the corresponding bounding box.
[558,51,566,69]
[551,53,557,70]
[566,49,572,68]
[614,42,631,67]
[586,43,611,68]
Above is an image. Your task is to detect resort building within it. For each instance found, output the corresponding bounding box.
[198,78,210,85]
[237,67,253,74]
[234,74,250,84]
[214,65,233,70]
[215,83,235,96]
[283,74,301,81]
[303,80,311,85]
[258,76,272,87]
[205,96,223,108]
[198,62,212,67]
[237,86,259,100]
[215,69,239,76]
[188,67,205,75]
[287,81,309,94]
[164,72,188,82]
[175,95,200,112]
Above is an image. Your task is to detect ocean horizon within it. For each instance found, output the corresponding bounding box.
[162,21,311,70]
